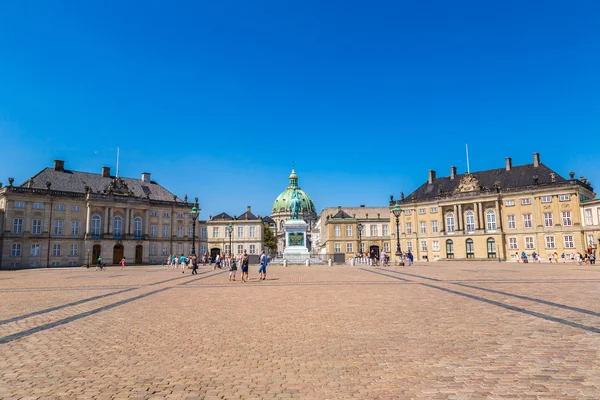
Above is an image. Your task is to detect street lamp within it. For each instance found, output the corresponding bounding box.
[392,204,404,265]
[357,223,364,256]
[86,249,90,268]
[226,223,233,257]
[189,198,200,256]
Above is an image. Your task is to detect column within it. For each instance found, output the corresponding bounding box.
[495,200,502,230]
[473,203,479,230]
[85,203,91,237]
[144,209,149,235]
[440,207,446,232]
[125,208,130,236]
[453,204,458,232]
[108,208,113,234]
[104,207,109,234]
[477,203,483,230]
[457,204,463,231]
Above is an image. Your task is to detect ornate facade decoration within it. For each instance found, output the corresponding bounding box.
[454,173,480,193]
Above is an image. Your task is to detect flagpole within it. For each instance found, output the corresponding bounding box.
[466,144,470,174]
[116,147,120,177]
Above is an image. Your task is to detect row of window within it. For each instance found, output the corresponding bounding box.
[505,195,570,206]
[333,242,391,253]
[14,202,81,212]
[11,243,79,257]
[333,224,390,237]
[507,235,575,250]
[212,226,258,238]
[403,211,574,235]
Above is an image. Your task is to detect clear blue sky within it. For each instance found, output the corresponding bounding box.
[1,1,599,219]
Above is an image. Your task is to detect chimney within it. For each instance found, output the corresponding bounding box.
[247,206,251,213]
[505,157,512,171]
[53,160,65,172]
[428,170,436,184]
[141,172,151,182]
[533,152,540,167]
[102,166,111,178]
[450,166,457,180]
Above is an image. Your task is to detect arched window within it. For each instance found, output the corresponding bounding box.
[487,238,497,258]
[465,211,475,232]
[466,238,474,258]
[446,213,455,233]
[134,217,142,238]
[446,239,454,259]
[91,215,101,237]
[113,216,122,237]
[486,210,496,230]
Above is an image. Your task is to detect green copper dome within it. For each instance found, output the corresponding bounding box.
[272,169,316,214]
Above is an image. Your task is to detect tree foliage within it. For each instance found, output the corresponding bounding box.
[264,224,277,254]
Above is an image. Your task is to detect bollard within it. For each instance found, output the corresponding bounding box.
[283,259,288,267]
[328,258,333,266]
[305,259,310,267]
[350,258,356,266]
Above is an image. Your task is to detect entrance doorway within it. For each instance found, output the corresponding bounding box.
[113,244,124,264]
[92,244,101,263]
[135,245,143,264]
[210,247,221,262]
[369,245,380,259]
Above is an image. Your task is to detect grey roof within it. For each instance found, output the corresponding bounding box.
[261,216,275,224]
[331,210,353,219]
[405,163,567,201]
[238,210,259,220]
[21,168,180,202]
[212,212,233,221]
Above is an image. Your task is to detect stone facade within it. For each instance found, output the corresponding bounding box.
[391,153,597,262]
[318,206,391,257]
[0,161,196,269]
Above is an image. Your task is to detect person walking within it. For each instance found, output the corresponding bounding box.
[191,255,198,275]
[120,257,126,270]
[97,256,104,271]
[213,253,221,270]
[229,255,237,281]
[241,250,249,282]
[258,250,268,281]
[179,254,187,274]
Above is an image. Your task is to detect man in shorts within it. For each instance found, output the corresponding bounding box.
[241,250,249,282]
[258,250,268,281]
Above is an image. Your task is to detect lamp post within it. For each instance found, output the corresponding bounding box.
[86,249,90,268]
[392,204,404,265]
[189,198,200,256]
[357,223,363,257]
[226,223,233,257]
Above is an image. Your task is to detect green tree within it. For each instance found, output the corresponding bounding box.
[264,224,277,254]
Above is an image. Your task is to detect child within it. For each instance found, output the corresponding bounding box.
[120,257,125,270]
[229,255,237,281]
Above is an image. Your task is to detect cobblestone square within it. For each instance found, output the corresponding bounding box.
[1,262,599,399]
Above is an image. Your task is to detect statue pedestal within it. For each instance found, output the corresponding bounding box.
[283,220,310,264]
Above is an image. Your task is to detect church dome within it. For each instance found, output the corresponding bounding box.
[272,169,316,214]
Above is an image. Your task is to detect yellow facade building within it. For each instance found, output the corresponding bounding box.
[390,153,596,262]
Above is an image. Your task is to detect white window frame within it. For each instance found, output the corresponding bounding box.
[562,211,572,226]
[486,210,497,230]
[431,221,438,233]
[382,224,389,236]
[163,212,170,217]
[585,209,593,225]
[33,203,44,209]
[237,245,243,255]
[134,218,143,237]
[55,204,65,211]
[177,213,184,219]
[420,221,426,234]
[559,194,570,202]
[543,212,553,227]
[541,196,551,203]
[406,222,412,235]
[523,214,532,229]
[91,215,101,237]
[521,198,531,205]
[418,208,426,215]
[430,207,437,213]
[345,225,352,237]
[150,245,157,256]
[465,212,474,232]
[13,218,23,234]
[30,243,41,256]
[525,236,534,249]
[113,217,123,236]
[383,242,390,252]
[201,227,207,239]
[334,243,341,253]
[237,226,244,238]
[346,242,353,253]
[52,244,61,256]
[420,240,428,252]
[177,226,183,238]
[150,225,157,237]
[72,205,80,212]
[71,221,80,235]
[406,241,413,251]
[164,226,170,238]
[249,226,256,238]
[54,220,63,235]
[507,215,516,229]
[151,211,158,217]
[505,200,515,207]
[564,235,574,248]
[70,244,79,256]
[162,245,168,256]
[508,237,518,250]
[545,236,555,249]
[404,210,412,216]
[432,240,439,252]
[370,225,378,236]
[11,243,21,257]
[446,213,455,233]
[212,227,219,238]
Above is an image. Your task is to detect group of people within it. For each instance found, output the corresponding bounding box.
[518,251,596,265]
[226,250,269,282]
[167,254,200,274]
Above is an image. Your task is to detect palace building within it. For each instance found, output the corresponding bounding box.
[390,153,596,262]
[0,160,196,268]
